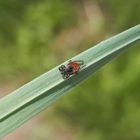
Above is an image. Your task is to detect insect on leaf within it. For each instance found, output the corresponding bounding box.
[0,24,140,138]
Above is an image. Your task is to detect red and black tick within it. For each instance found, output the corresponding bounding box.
[58,60,84,79]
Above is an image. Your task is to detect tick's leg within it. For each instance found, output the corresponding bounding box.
[75,72,78,75]
[80,65,86,69]
[58,67,63,71]
[77,60,84,65]
[63,73,69,79]
[58,65,66,71]
[68,60,72,64]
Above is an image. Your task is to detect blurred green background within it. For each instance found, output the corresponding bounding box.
[0,0,140,140]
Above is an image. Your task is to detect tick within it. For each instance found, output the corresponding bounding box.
[58,60,84,79]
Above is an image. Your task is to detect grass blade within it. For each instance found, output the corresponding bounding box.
[0,25,140,138]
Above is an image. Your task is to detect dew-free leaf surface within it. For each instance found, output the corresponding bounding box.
[0,25,140,138]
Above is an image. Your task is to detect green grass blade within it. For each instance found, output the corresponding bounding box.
[0,25,140,138]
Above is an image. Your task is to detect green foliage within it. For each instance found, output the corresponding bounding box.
[0,0,140,139]
[0,0,77,80]
[0,25,139,138]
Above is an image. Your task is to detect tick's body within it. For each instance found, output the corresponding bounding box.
[58,60,84,79]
